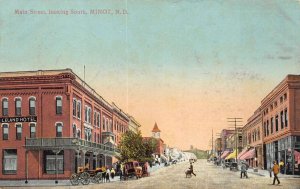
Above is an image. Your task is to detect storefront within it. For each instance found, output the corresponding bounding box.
[265,136,300,175]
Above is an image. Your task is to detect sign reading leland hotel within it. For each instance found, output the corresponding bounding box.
[0,116,37,123]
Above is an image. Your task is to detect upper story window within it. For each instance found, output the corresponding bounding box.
[29,97,36,115]
[56,96,62,115]
[284,109,288,127]
[97,113,100,128]
[77,101,81,119]
[280,96,283,103]
[102,116,105,130]
[275,115,279,132]
[72,99,77,117]
[16,124,22,140]
[15,98,22,116]
[30,123,36,138]
[270,105,273,111]
[56,123,63,137]
[270,117,274,134]
[283,93,287,100]
[2,124,9,140]
[257,129,260,140]
[94,112,97,126]
[274,101,278,108]
[72,124,77,138]
[2,98,8,116]
[280,111,284,129]
[84,106,91,124]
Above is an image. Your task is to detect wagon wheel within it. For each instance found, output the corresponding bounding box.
[80,172,90,185]
[70,173,80,186]
[94,172,103,183]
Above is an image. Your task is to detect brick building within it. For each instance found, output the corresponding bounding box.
[241,108,263,169]
[261,75,300,174]
[0,69,130,180]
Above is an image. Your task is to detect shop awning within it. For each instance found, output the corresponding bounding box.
[220,150,231,159]
[225,149,238,160]
[240,148,255,160]
[294,150,300,163]
[237,148,248,160]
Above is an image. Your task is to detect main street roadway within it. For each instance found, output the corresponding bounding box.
[5,160,300,189]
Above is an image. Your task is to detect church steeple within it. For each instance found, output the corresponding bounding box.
[152,122,161,139]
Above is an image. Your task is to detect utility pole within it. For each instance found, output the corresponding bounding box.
[227,118,243,163]
[212,129,214,156]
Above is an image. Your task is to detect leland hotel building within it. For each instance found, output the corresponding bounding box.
[0,69,135,180]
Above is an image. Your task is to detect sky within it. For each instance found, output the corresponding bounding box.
[1,0,300,150]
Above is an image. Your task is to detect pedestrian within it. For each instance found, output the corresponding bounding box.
[279,159,284,174]
[286,162,290,174]
[240,162,248,179]
[119,163,123,180]
[106,167,111,182]
[111,167,115,179]
[268,167,272,178]
[272,160,280,185]
[102,166,106,182]
[189,163,196,176]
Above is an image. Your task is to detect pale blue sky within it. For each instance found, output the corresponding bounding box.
[1,0,300,149]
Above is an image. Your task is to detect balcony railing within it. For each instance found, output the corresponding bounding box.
[25,137,119,153]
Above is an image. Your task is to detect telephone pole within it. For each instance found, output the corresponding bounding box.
[227,118,243,162]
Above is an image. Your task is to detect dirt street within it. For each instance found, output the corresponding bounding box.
[4,159,300,189]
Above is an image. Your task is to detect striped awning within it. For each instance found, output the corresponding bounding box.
[237,148,248,160]
[220,150,231,159]
[240,148,255,160]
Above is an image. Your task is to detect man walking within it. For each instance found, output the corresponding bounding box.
[272,160,280,185]
[189,163,196,176]
[240,162,248,179]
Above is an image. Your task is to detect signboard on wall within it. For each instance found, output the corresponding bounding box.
[0,116,37,123]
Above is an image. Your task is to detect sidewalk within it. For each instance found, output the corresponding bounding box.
[246,168,300,178]
[0,164,167,187]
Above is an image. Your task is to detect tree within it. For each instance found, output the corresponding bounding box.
[119,130,157,162]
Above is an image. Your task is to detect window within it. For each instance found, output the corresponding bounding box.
[257,129,260,140]
[15,98,21,116]
[270,105,273,111]
[3,149,17,174]
[2,124,9,140]
[85,106,88,122]
[274,101,277,108]
[280,111,284,129]
[72,124,77,138]
[56,123,63,137]
[283,93,287,100]
[97,133,100,143]
[270,117,274,134]
[97,113,100,127]
[266,120,269,136]
[77,101,81,119]
[44,150,64,174]
[56,97,62,114]
[29,97,36,115]
[72,99,76,117]
[88,108,91,124]
[103,116,105,130]
[263,122,266,137]
[16,124,22,140]
[30,123,36,138]
[275,115,279,132]
[2,98,8,116]
[280,96,283,103]
[84,128,92,141]
[94,132,96,143]
[284,109,288,127]
[94,112,97,126]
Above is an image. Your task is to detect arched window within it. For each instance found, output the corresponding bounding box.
[72,124,77,138]
[2,124,9,140]
[56,96,62,114]
[2,98,8,116]
[30,123,36,138]
[72,99,77,117]
[15,98,22,116]
[56,123,63,137]
[16,124,22,140]
[29,97,36,115]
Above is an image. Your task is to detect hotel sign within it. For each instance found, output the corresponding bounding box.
[0,116,37,123]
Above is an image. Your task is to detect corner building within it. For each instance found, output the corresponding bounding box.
[261,75,300,175]
[0,69,129,180]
